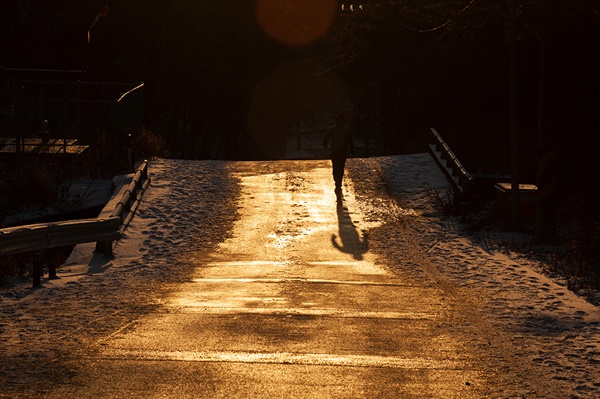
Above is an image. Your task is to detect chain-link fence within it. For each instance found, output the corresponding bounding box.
[0,68,143,171]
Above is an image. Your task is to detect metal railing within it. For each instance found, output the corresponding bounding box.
[0,217,121,286]
[427,127,474,198]
[96,160,150,254]
[0,217,121,258]
[113,159,150,231]
[0,160,150,286]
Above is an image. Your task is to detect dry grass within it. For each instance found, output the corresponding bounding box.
[426,184,460,216]
[467,194,600,303]
[550,195,600,295]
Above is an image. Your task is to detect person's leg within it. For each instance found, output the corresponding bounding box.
[332,156,346,191]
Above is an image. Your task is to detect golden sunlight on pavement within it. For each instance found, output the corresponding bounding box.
[45,160,485,398]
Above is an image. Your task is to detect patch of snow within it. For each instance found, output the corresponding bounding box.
[361,154,600,398]
[2,178,112,227]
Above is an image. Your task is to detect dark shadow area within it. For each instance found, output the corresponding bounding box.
[515,312,593,337]
[87,251,114,274]
[332,202,368,260]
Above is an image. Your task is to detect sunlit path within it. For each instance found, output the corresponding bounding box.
[40,160,487,398]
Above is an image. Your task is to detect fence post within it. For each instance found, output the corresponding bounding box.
[32,252,42,287]
[104,241,113,257]
[95,240,113,257]
[48,255,57,279]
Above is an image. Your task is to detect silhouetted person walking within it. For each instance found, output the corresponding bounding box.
[323,114,354,200]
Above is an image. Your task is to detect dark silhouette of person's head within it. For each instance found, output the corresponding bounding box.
[336,114,346,128]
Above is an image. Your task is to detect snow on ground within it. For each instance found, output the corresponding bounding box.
[0,158,240,397]
[0,153,599,398]
[2,177,113,228]
[349,154,600,398]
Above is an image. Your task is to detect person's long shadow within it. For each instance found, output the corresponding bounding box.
[331,202,368,260]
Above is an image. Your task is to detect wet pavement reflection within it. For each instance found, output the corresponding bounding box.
[45,160,486,398]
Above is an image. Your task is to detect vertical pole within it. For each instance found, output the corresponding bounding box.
[15,74,22,171]
[536,2,558,240]
[106,241,113,257]
[509,0,519,229]
[32,253,42,287]
[361,96,369,158]
[114,99,120,172]
[95,240,114,257]
[76,80,81,139]
[142,161,148,181]
[48,249,56,279]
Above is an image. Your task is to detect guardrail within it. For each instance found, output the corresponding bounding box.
[0,217,121,285]
[96,160,150,254]
[427,128,474,199]
[114,159,150,230]
[0,217,121,258]
[0,160,150,286]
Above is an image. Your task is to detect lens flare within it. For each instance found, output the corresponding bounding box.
[256,0,337,46]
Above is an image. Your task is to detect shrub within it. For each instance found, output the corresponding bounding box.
[552,195,600,292]
[133,128,170,160]
[426,184,459,216]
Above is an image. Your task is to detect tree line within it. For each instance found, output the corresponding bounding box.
[1,1,598,196]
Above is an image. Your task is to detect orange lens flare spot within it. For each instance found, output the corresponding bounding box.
[256,0,337,46]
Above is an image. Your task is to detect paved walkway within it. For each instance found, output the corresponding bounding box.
[42,160,485,398]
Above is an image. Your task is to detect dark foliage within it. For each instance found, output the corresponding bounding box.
[2,2,597,166]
